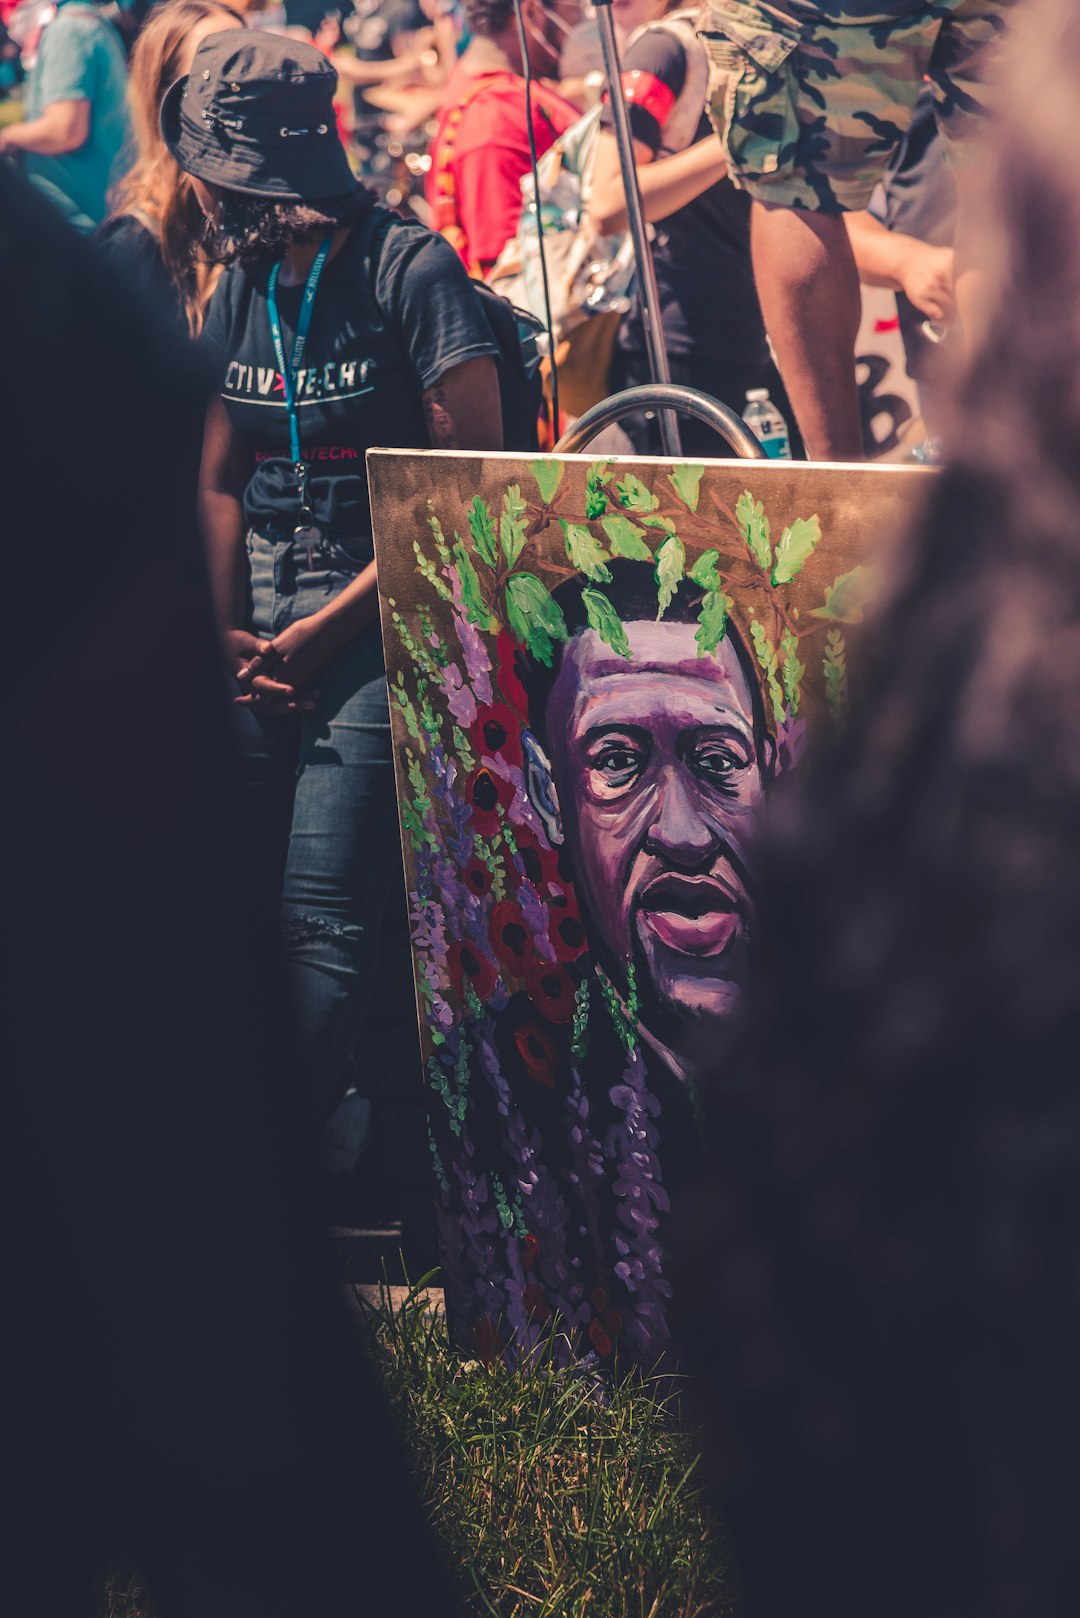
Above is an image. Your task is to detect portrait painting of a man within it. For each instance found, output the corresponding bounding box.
[368,450,900,1366]
[523,564,775,1077]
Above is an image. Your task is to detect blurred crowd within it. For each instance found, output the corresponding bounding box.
[0,0,972,457]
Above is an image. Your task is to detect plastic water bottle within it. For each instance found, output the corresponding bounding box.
[742,388,792,460]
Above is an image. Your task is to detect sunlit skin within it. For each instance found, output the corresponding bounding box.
[180,16,243,75]
[542,619,771,1042]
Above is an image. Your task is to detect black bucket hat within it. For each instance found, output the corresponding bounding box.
[160,30,357,201]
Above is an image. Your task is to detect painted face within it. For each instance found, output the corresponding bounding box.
[543,619,769,1036]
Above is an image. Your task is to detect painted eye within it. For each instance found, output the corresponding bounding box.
[695,746,744,784]
[593,746,642,785]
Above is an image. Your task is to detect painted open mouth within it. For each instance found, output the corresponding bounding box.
[637,873,742,958]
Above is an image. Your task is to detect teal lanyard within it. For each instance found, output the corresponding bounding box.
[266,232,334,524]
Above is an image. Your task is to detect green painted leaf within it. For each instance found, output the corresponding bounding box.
[780,626,805,716]
[641,513,676,533]
[736,489,772,571]
[750,618,786,728]
[615,472,659,513]
[771,514,821,585]
[810,564,870,624]
[560,519,612,582]
[585,459,612,518]
[528,458,564,503]
[655,533,686,619]
[695,589,733,656]
[452,540,492,629]
[600,513,652,560]
[413,537,454,602]
[689,548,722,590]
[823,627,848,720]
[581,587,631,659]
[668,463,705,512]
[499,483,528,566]
[426,509,452,567]
[467,495,498,567]
[506,571,569,667]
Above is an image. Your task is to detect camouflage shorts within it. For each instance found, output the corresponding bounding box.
[698,0,1012,212]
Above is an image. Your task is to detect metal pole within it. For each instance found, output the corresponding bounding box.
[593,0,681,458]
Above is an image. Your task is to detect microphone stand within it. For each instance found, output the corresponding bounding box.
[593,0,681,456]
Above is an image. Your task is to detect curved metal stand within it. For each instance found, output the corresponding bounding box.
[554,383,766,460]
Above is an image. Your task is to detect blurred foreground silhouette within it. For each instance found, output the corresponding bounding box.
[3,164,456,1618]
[674,3,1080,1614]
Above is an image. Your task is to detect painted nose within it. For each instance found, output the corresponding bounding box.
[644,768,720,867]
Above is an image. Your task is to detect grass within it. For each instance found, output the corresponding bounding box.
[100,1277,732,1617]
[98,1566,155,1618]
[361,1276,733,1618]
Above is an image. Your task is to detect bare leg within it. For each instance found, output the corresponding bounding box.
[750,199,864,462]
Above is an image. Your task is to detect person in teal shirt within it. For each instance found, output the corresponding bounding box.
[0,0,131,231]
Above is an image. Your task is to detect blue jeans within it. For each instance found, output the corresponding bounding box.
[234,531,417,1129]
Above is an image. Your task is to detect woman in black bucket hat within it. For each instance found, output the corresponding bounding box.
[179,30,503,1130]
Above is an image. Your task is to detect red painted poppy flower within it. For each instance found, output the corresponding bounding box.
[588,1320,613,1357]
[447,939,498,1003]
[465,765,515,836]
[489,899,535,974]
[513,826,560,892]
[469,702,523,767]
[590,1287,609,1312]
[462,857,493,898]
[522,1283,550,1323]
[520,1231,541,1272]
[471,1317,503,1365]
[513,1019,560,1087]
[496,629,529,718]
[526,961,577,1024]
[548,896,588,962]
[602,1310,624,1338]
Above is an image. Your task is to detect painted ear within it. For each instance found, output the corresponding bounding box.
[761,727,778,783]
[521,729,563,847]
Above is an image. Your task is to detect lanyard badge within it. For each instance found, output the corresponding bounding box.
[266,232,334,569]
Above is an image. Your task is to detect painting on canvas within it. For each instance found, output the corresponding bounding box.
[368,450,922,1367]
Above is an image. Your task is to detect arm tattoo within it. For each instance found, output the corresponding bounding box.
[423,382,456,448]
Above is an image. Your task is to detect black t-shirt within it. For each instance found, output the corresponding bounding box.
[200,209,497,553]
[602,27,768,367]
[97,213,189,338]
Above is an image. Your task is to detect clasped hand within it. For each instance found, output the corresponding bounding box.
[225,615,343,714]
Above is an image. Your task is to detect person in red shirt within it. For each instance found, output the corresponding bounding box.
[427,0,580,276]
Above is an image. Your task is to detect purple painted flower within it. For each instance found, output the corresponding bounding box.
[777,709,809,774]
[445,567,494,707]
[603,1047,673,1359]
[441,661,478,727]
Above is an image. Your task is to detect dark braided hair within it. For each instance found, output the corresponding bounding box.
[197,183,376,271]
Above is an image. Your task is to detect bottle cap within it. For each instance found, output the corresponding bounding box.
[745,389,769,402]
